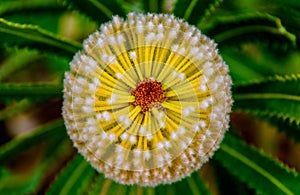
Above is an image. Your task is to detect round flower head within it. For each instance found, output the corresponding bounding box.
[63,12,232,186]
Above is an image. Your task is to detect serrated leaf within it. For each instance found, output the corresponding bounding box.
[221,46,300,86]
[267,117,300,143]
[0,0,66,33]
[0,18,81,58]
[0,83,63,102]
[233,74,300,125]
[173,0,223,25]
[47,154,97,195]
[202,12,296,48]
[215,133,300,195]
[0,120,66,163]
[62,0,126,24]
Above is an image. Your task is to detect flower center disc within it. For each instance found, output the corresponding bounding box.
[131,79,167,112]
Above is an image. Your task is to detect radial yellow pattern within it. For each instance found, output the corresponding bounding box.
[63,13,232,186]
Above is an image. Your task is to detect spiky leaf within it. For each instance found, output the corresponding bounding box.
[233,74,300,125]
[267,117,300,143]
[0,18,81,58]
[215,133,300,195]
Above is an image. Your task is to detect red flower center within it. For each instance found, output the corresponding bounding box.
[131,79,167,112]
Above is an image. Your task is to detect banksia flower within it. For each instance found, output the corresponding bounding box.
[63,12,232,186]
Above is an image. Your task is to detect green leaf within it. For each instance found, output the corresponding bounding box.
[0,99,33,120]
[155,171,210,195]
[0,0,66,33]
[62,0,126,24]
[215,133,300,195]
[252,1,300,48]
[173,0,223,25]
[221,45,300,87]
[142,0,164,13]
[0,83,63,101]
[233,74,300,125]
[213,160,253,195]
[0,0,59,16]
[0,50,39,82]
[267,117,300,143]
[0,134,68,195]
[0,165,42,195]
[47,154,97,195]
[85,173,106,195]
[88,176,129,195]
[185,171,210,195]
[202,12,297,48]
[0,18,81,58]
[0,120,66,163]
[220,47,265,85]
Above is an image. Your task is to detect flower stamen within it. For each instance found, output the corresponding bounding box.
[131,79,167,113]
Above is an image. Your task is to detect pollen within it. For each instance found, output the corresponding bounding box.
[62,12,233,187]
[131,79,167,112]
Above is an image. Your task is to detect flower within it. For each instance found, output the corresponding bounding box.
[62,12,232,186]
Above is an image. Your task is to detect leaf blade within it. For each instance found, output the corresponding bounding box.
[202,12,297,47]
[233,74,300,125]
[0,83,63,101]
[47,154,97,195]
[215,133,300,195]
[0,120,66,163]
[0,18,81,58]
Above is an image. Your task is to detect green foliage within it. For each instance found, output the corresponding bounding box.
[202,12,297,47]
[0,50,39,81]
[0,132,68,195]
[215,133,300,195]
[47,154,97,195]
[0,83,63,102]
[0,99,33,120]
[0,18,81,58]
[174,0,223,25]
[142,0,165,13]
[0,120,65,163]
[233,74,300,125]
[0,0,300,194]
[62,0,126,24]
